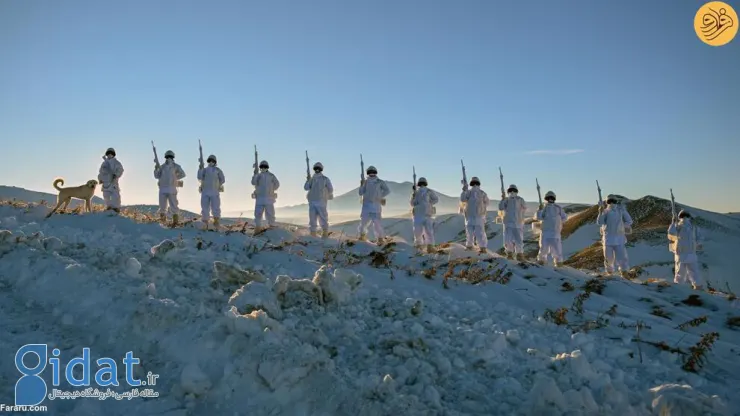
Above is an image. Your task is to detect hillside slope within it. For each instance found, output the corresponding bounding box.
[561,196,740,289]
[0,185,105,206]
[0,200,738,414]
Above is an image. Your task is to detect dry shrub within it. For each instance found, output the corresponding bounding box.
[681,294,704,307]
[572,292,591,315]
[421,267,437,280]
[682,332,720,373]
[441,257,512,286]
[582,278,606,295]
[561,282,575,292]
[543,307,569,325]
[726,316,740,330]
[651,306,671,319]
[675,316,707,331]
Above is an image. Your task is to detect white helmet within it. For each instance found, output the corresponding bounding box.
[207,154,217,163]
[313,162,323,171]
[507,184,518,193]
[164,150,175,159]
[259,160,269,169]
[417,177,428,186]
[366,165,378,174]
[545,191,556,200]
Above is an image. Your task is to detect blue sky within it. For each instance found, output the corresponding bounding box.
[1,0,738,214]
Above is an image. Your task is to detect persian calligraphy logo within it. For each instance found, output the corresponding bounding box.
[694,1,737,46]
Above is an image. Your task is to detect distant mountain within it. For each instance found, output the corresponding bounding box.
[274,180,552,218]
[562,203,591,214]
[274,181,459,216]
[0,185,105,207]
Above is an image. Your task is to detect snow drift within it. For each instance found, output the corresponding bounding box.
[0,201,739,415]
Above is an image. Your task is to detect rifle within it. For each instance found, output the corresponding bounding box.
[198,139,204,169]
[459,159,468,215]
[253,145,259,175]
[412,166,417,195]
[596,180,603,207]
[532,178,544,231]
[536,178,542,208]
[360,154,365,184]
[494,167,505,224]
[461,159,468,191]
[152,141,160,169]
[305,151,311,181]
[197,140,204,192]
[499,167,505,199]
[668,188,678,251]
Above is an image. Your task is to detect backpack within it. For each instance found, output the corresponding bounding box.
[465,189,487,218]
[412,189,436,216]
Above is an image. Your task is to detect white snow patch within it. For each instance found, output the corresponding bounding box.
[0,202,739,415]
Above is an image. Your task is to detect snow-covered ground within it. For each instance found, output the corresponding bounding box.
[1,201,740,415]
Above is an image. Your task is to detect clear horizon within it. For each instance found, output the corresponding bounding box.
[1,0,738,214]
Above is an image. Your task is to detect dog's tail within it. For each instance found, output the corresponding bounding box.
[53,178,64,191]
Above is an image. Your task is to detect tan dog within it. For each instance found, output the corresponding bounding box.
[45,178,98,218]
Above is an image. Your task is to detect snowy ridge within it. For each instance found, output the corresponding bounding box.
[1,201,740,415]
[116,204,200,219]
